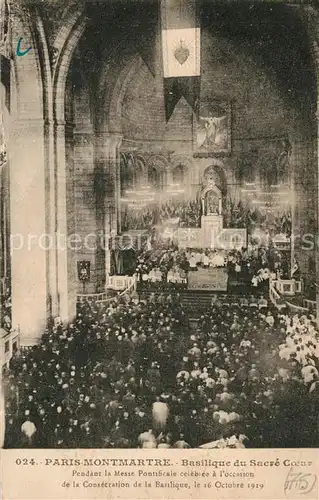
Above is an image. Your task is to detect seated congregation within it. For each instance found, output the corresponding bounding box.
[3,291,319,449]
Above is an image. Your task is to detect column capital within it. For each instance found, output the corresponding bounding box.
[108,134,123,150]
[95,131,123,150]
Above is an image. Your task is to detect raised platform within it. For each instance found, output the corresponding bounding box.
[188,267,228,291]
[138,287,269,317]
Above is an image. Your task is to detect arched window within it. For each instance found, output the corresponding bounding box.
[148,166,162,190]
[133,158,145,188]
[173,164,185,185]
[203,165,227,195]
[120,153,135,195]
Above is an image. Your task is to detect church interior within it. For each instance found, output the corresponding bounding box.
[0,0,319,448]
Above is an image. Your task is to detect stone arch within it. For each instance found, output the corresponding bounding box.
[108,55,144,134]
[120,153,146,196]
[146,154,169,170]
[172,164,186,185]
[10,9,44,121]
[120,152,134,192]
[52,1,86,51]
[201,184,222,216]
[169,154,192,181]
[235,147,260,185]
[68,52,94,128]
[53,10,88,122]
[134,154,147,185]
[97,52,144,134]
[146,154,168,191]
[34,10,54,122]
[203,164,227,195]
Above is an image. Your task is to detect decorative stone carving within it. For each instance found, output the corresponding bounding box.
[146,154,169,172]
[39,0,85,44]
[201,182,222,216]
[146,154,168,189]
[203,164,227,195]
[50,46,59,67]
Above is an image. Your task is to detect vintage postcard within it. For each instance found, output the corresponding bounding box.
[0,0,318,498]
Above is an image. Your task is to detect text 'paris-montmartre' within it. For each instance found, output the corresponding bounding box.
[16,458,314,468]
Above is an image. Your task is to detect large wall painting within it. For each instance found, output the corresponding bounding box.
[193,100,231,156]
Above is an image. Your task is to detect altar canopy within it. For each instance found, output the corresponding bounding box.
[161,0,200,120]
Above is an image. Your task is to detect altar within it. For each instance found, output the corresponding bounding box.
[201,214,223,247]
[178,180,247,250]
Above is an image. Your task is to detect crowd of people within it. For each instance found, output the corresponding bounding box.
[223,200,292,237]
[0,280,11,330]
[159,200,201,228]
[121,198,292,239]
[121,206,154,232]
[135,244,289,289]
[3,288,319,449]
[121,199,202,232]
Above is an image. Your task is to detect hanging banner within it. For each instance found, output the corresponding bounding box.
[161,0,200,78]
[162,27,200,78]
[164,76,200,121]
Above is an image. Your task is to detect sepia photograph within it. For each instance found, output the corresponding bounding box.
[0,0,319,474]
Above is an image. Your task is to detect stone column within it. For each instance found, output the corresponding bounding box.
[290,133,305,277]
[44,118,59,320]
[109,134,123,235]
[10,119,48,345]
[166,166,173,186]
[95,132,122,277]
[55,120,77,326]
[291,119,317,304]
[218,195,222,216]
[289,136,297,278]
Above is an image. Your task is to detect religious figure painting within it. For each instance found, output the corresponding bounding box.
[193,100,231,156]
[205,189,220,215]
